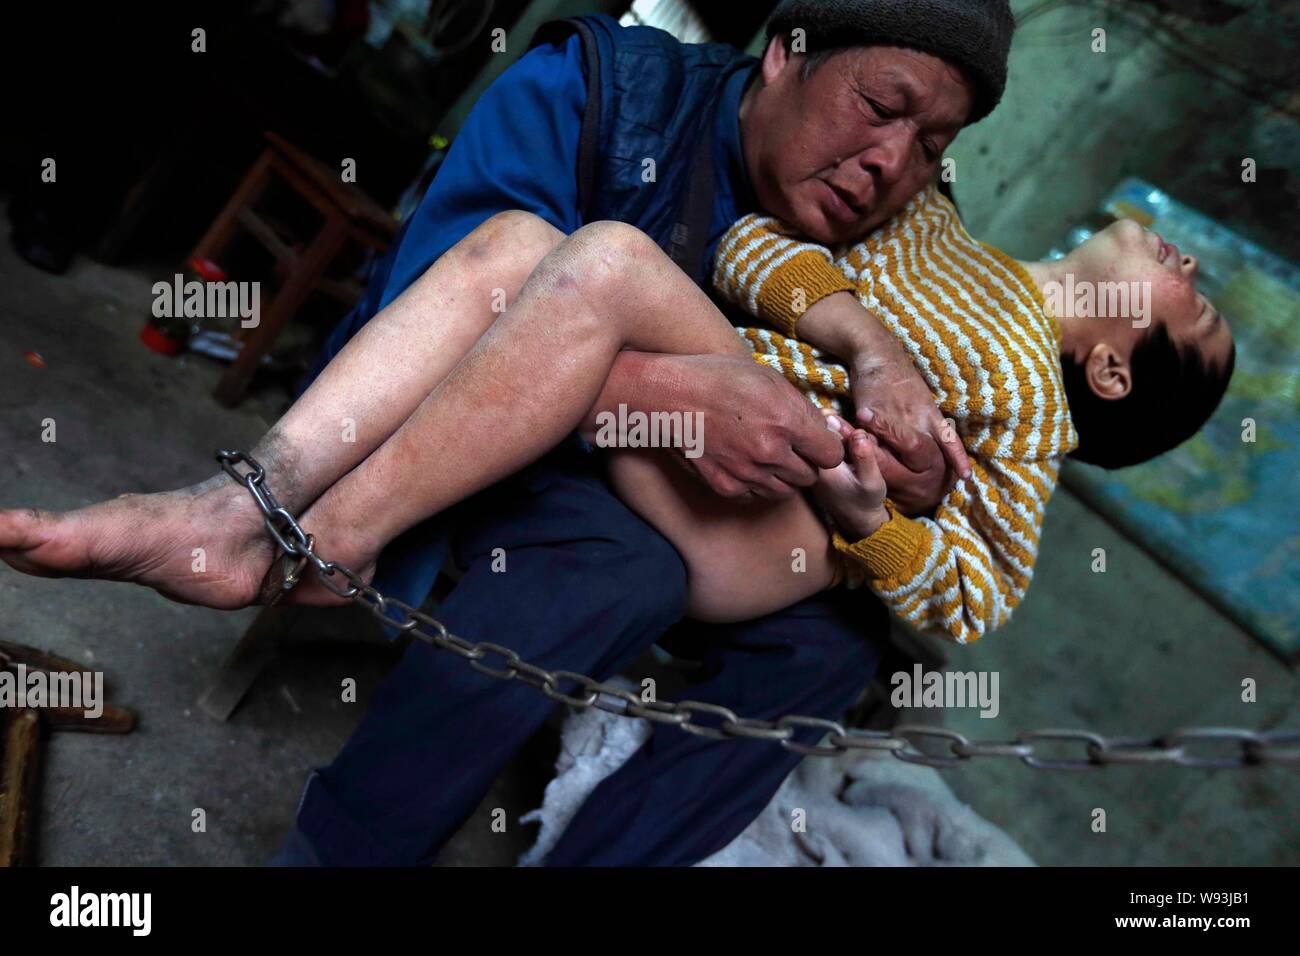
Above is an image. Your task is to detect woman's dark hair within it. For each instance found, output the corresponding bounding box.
[1061,321,1236,470]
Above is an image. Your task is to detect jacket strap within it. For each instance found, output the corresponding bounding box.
[529,17,603,222]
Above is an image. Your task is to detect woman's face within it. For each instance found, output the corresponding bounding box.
[1070,218,1234,369]
[741,42,972,246]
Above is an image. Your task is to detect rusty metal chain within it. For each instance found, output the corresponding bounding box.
[217,450,1300,770]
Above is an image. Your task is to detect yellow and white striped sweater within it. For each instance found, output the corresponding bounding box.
[712,184,1078,645]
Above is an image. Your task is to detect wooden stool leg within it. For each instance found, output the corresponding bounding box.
[197,605,302,722]
[191,148,275,266]
[214,215,349,406]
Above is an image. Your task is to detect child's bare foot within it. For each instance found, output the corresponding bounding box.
[0,478,281,609]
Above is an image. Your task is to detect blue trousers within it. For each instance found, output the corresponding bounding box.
[288,442,887,866]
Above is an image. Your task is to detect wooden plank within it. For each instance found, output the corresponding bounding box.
[0,639,95,676]
[41,705,136,735]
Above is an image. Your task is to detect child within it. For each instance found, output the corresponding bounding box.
[711,181,1235,641]
[0,193,1234,645]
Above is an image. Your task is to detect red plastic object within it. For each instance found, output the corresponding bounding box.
[139,322,184,356]
[23,350,47,369]
[187,255,229,283]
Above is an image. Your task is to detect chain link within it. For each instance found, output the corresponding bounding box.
[217,450,1300,770]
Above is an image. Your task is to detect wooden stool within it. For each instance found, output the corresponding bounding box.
[0,640,136,866]
[192,132,398,405]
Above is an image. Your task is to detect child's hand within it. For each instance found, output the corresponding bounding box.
[812,410,890,540]
[795,291,969,515]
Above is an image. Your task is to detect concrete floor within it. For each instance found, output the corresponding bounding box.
[2,0,1297,867]
[0,245,388,865]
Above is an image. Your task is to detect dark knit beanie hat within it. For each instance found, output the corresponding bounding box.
[766,0,1015,125]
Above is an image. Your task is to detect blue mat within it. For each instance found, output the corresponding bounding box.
[1052,179,1300,660]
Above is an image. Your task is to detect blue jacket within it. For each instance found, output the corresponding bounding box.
[537,14,757,284]
[310,14,760,606]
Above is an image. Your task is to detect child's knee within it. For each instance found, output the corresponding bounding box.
[464,210,564,263]
[557,221,663,293]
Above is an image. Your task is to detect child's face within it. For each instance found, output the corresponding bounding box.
[1068,218,1234,372]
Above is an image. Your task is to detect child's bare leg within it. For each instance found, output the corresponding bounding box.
[0,211,565,608]
[288,220,836,606]
[606,450,837,622]
[237,210,567,512]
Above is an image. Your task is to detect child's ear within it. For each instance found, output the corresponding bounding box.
[1085,343,1132,401]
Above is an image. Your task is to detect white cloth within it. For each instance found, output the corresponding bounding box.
[519,680,1034,867]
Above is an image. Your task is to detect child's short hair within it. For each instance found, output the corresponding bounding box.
[1060,322,1235,469]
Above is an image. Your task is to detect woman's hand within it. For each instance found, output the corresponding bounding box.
[588,351,845,500]
[811,411,890,541]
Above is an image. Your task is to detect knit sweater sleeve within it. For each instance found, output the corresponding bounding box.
[711,214,855,337]
[832,456,1063,645]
